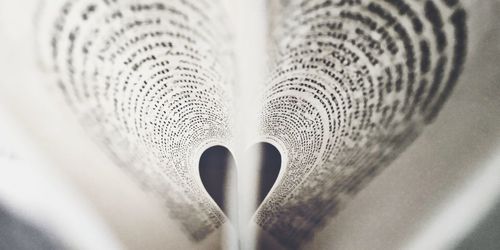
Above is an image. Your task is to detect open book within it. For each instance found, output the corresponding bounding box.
[1,0,500,249]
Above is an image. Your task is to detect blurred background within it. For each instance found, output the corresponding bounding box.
[0,0,499,249]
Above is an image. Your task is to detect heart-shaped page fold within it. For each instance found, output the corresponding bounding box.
[198,142,281,221]
[38,0,468,247]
